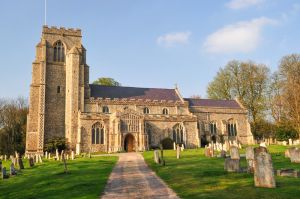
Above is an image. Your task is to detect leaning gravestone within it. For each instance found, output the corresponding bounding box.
[18,157,24,169]
[224,157,240,172]
[253,147,276,188]
[246,146,255,173]
[10,163,17,175]
[230,146,240,160]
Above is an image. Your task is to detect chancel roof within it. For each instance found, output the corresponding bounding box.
[184,98,241,108]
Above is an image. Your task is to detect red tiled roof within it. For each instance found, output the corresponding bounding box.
[90,85,182,101]
[184,98,241,108]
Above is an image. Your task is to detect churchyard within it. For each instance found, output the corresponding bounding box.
[0,155,117,199]
[143,145,300,199]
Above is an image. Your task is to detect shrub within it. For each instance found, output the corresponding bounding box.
[161,137,174,149]
[275,124,298,141]
[44,137,68,153]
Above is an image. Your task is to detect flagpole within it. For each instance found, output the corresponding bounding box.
[44,0,47,25]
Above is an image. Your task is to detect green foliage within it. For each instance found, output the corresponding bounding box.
[0,156,118,199]
[251,120,276,140]
[93,77,121,86]
[275,124,298,141]
[0,97,28,155]
[44,137,68,153]
[160,137,174,149]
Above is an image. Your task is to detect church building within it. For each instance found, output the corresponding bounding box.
[26,26,253,154]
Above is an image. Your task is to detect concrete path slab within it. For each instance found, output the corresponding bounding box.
[101,152,179,199]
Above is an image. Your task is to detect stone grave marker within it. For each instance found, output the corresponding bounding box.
[246,146,254,173]
[290,148,300,163]
[0,160,2,173]
[66,154,69,160]
[220,150,226,158]
[224,157,240,172]
[39,155,43,163]
[2,167,8,179]
[181,144,184,151]
[62,154,68,174]
[173,142,176,150]
[230,146,240,160]
[45,151,48,159]
[4,155,7,161]
[253,147,276,188]
[71,151,75,160]
[277,169,300,178]
[18,157,24,169]
[29,157,34,167]
[10,163,17,175]
[56,149,59,161]
[153,150,159,164]
[176,145,180,159]
[48,153,51,159]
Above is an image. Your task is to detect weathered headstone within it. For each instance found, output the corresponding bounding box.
[246,146,254,173]
[61,150,64,161]
[71,151,75,160]
[224,157,240,172]
[220,150,226,158]
[181,144,185,151]
[45,151,48,159]
[18,157,24,169]
[173,142,176,150]
[62,154,68,174]
[176,145,180,159]
[39,155,43,163]
[289,139,293,146]
[230,146,240,160]
[290,148,300,163]
[10,163,16,175]
[1,167,8,179]
[253,147,276,188]
[48,153,51,159]
[56,149,59,161]
[277,169,300,178]
[204,146,213,157]
[153,150,159,163]
[29,157,34,167]
[4,155,7,161]
[66,154,69,160]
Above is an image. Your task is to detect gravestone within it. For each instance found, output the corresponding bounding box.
[290,148,300,163]
[18,157,24,169]
[204,146,213,157]
[153,150,159,164]
[48,153,51,159]
[173,142,176,150]
[181,144,185,151]
[39,155,43,163]
[29,157,34,167]
[61,150,64,161]
[0,161,2,173]
[45,151,48,159]
[56,149,59,161]
[176,145,180,159]
[253,147,276,188]
[66,154,69,160]
[260,141,267,148]
[289,139,293,145]
[2,167,8,179]
[10,163,16,175]
[220,150,226,158]
[246,146,254,173]
[224,157,240,172]
[283,141,287,146]
[71,151,75,160]
[230,146,240,160]
[277,169,300,178]
[4,155,7,161]
[62,154,68,174]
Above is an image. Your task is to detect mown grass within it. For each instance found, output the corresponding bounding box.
[0,156,117,199]
[143,145,300,199]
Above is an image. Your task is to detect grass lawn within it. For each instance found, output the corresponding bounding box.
[0,156,117,199]
[143,145,300,199]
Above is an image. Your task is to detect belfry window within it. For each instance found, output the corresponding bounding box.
[53,41,65,62]
[91,123,104,144]
[57,86,60,94]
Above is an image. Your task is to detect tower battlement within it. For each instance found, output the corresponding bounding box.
[42,25,81,37]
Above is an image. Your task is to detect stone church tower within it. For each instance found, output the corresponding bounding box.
[26,26,89,154]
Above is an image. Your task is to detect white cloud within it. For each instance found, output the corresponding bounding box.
[157,31,191,47]
[203,17,276,54]
[227,0,265,9]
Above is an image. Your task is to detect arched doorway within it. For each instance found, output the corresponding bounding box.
[124,134,135,152]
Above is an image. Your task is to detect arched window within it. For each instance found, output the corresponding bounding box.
[172,124,184,144]
[91,122,104,144]
[209,122,217,135]
[102,106,109,113]
[162,108,169,115]
[143,107,150,114]
[227,119,237,137]
[53,41,65,62]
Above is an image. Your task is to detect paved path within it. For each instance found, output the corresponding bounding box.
[101,153,179,199]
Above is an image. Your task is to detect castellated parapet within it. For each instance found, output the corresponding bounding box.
[42,25,82,37]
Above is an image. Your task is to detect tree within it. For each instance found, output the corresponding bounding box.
[0,97,28,155]
[278,54,300,134]
[207,60,270,136]
[93,77,121,86]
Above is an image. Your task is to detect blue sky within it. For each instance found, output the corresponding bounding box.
[0,0,300,99]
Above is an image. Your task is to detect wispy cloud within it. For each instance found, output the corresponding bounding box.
[227,0,265,9]
[157,31,191,47]
[203,17,276,54]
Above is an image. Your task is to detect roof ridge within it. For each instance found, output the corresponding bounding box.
[89,84,175,90]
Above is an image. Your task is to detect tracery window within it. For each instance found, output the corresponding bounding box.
[227,119,237,137]
[53,41,65,62]
[91,122,104,144]
[172,124,184,144]
[162,108,169,115]
[143,107,150,114]
[102,106,109,113]
[209,122,217,135]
